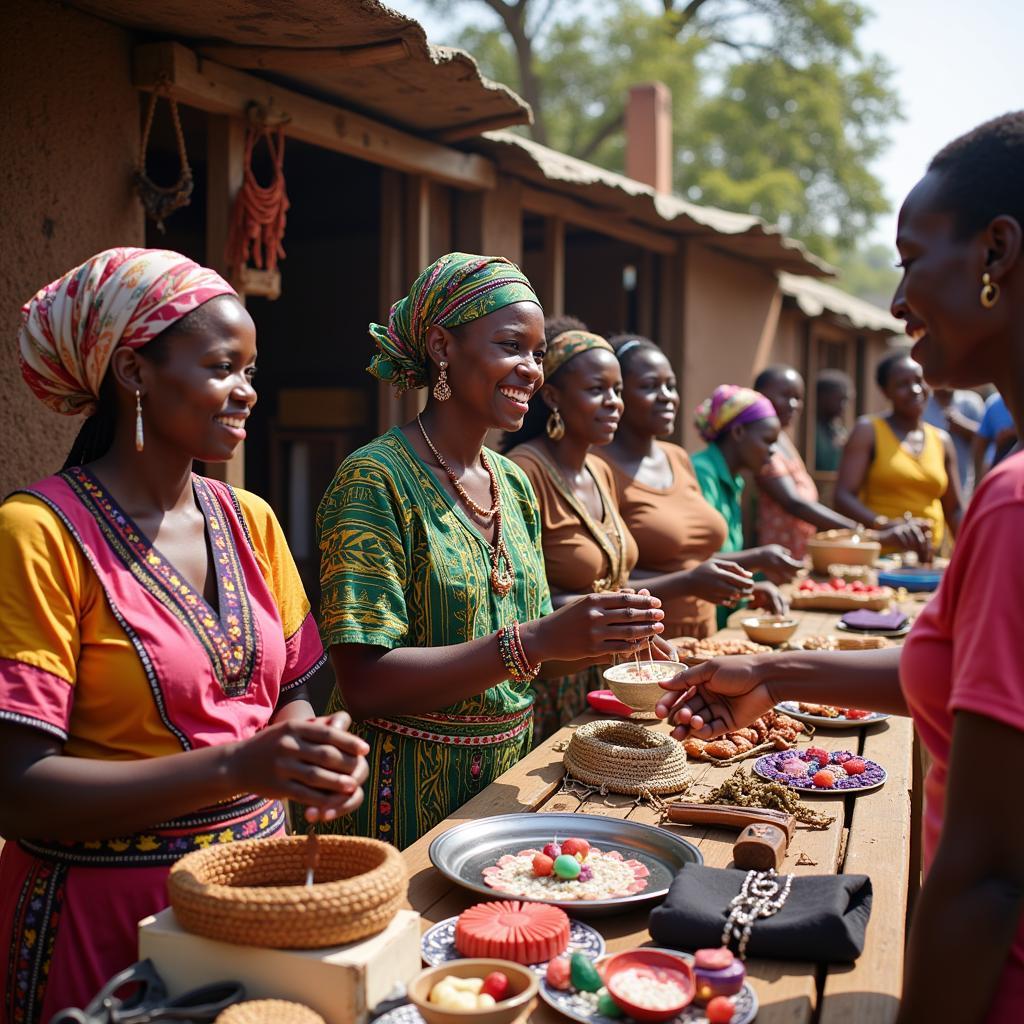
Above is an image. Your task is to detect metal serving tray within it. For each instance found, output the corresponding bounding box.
[428,812,702,916]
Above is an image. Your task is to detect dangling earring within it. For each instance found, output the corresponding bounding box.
[546,408,565,440]
[433,361,452,402]
[134,390,145,452]
[980,272,1000,309]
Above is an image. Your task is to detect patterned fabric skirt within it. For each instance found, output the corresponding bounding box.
[318,702,533,851]
[0,796,286,1024]
[530,664,604,747]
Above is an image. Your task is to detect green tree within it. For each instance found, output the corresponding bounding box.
[423,0,900,257]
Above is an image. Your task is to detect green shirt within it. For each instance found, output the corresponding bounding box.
[692,444,746,629]
[691,443,745,553]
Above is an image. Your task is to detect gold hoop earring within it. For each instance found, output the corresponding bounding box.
[134,390,145,452]
[432,361,452,402]
[980,272,1000,309]
[546,408,565,440]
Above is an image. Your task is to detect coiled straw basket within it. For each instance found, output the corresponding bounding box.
[563,720,689,797]
[168,835,406,949]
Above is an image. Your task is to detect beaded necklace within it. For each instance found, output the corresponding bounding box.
[721,868,794,959]
[416,415,513,596]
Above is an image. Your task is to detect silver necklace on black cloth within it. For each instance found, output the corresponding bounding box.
[721,868,794,959]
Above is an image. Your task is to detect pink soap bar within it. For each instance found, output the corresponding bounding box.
[587,690,635,717]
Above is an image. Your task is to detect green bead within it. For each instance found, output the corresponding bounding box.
[553,854,581,880]
[597,989,623,1018]
[570,952,603,993]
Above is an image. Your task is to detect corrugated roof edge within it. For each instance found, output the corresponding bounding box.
[778,272,904,335]
[473,130,835,276]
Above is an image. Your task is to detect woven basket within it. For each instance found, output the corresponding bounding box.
[216,1000,326,1024]
[563,720,689,796]
[168,835,407,949]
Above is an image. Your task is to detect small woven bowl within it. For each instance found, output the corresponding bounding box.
[408,959,539,1024]
[168,835,407,949]
[739,615,798,646]
[603,661,684,712]
[216,1000,326,1024]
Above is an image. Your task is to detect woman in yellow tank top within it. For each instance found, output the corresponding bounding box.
[835,352,963,551]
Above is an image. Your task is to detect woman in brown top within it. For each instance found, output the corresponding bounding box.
[505,327,727,740]
[596,336,769,638]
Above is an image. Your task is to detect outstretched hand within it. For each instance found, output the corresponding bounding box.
[654,654,777,741]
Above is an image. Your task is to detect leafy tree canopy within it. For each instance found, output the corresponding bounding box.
[423,0,901,262]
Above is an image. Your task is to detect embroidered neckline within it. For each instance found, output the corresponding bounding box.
[62,467,259,697]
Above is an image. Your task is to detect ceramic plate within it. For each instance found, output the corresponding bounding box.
[421,915,605,969]
[776,701,890,729]
[372,1006,424,1024]
[753,750,887,794]
[428,813,703,917]
[835,620,912,639]
[539,950,758,1024]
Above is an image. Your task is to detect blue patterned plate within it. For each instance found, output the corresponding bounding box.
[539,950,758,1024]
[421,914,605,970]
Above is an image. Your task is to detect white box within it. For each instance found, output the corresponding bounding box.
[138,907,421,1024]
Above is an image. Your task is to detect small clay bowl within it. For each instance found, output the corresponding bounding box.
[602,949,696,1022]
[603,661,684,712]
[407,959,538,1024]
[740,615,799,646]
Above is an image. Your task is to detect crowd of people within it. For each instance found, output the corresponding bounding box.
[0,111,1020,1023]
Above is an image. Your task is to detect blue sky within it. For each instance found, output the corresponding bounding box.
[397,0,1024,253]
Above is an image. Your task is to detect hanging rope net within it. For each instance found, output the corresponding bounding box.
[134,83,194,232]
[226,123,290,277]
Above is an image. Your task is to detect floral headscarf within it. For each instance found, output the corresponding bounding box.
[694,385,777,442]
[19,248,236,416]
[367,252,540,392]
[544,330,615,379]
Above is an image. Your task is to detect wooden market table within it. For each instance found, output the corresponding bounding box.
[401,604,923,1024]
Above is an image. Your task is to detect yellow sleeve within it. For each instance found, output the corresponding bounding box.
[0,494,83,738]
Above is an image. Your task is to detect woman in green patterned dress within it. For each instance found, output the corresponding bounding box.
[317,253,666,849]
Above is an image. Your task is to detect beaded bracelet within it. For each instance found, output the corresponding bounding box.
[497,622,540,683]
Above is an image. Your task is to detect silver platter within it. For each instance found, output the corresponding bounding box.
[428,812,702,917]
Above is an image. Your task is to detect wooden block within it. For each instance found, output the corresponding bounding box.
[138,907,421,1024]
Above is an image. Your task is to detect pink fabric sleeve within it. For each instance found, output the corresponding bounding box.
[947,500,1024,732]
[0,658,72,740]
[280,611,328,692]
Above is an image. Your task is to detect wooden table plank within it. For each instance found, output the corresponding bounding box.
[817,716,913,1024]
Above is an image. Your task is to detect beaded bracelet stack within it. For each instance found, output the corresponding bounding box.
[497,622,540,683]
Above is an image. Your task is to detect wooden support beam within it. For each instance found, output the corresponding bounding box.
[197,40,409,73]
[521,185,677,255]
[436,113,534,144]
[204,115,247,488]
[377,169,405,433]
[537,216,565,317]
[133,42,496,191]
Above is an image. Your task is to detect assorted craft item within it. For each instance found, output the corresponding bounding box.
[791,578,893,611]
[670,637,771,663]
[776,701,890,727]
[681,708,808,763]
[753,749,888,793]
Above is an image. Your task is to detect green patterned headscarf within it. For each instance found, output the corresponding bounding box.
[368,252,540,392]
[544,330,615,379]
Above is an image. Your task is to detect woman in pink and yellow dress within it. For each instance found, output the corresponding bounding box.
[0,248,368,1021]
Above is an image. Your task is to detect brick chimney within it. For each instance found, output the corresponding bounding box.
[625,82,673,193]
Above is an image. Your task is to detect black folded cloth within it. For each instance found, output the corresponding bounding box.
[648,864,872,963]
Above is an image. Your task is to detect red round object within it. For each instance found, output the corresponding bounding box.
[694,947,734,971]
[546,957,572,990]
[602,949,695,1022]
[532,853,554,877]
[561,838,590,861]
[706,995,736,1023]
[813,769,836,788]
[482,971,510,1001]
[807,746,829,766]
[845,758,867,775]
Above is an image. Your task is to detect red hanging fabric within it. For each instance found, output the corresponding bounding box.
[225,124,290,276]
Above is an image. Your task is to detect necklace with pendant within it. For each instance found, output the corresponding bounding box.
[417,415,514,596]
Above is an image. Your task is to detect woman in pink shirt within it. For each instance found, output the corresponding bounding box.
[657,111,1024,1023]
